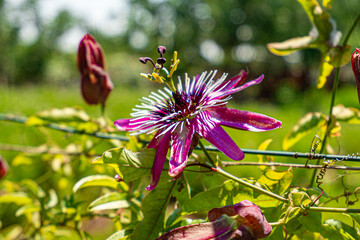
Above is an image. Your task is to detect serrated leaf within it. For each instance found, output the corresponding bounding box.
[258,168,293,195]
[317,53,334,88]
[89,192,129,211]
[283,112,327,150]
[131,174,176,240]
[73,175,120,193]
[0,192,33,205]
[267,36,314,56]
[93,147,156,182]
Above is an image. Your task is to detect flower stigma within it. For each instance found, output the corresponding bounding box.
[139,46,179,92]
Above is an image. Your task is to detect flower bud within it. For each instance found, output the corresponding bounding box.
[0,156,8,179]
[77,34,113,106]
[351,48,360,104]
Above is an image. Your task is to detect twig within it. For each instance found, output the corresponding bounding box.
[221,161,360,171]
[2,113,360,162]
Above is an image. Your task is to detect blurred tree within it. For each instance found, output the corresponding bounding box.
[0,0,76,84]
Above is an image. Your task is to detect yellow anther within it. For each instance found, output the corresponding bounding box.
[168,51,180,78]
[152,72,164,83]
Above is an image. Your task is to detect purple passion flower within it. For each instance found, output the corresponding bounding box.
[77,34,113,106]
[115,70,281,190]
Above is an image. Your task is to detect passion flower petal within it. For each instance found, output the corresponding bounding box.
[195,111,244,161]
[145,131,171,191]
[210,107,282,132]
[169,123,195,177]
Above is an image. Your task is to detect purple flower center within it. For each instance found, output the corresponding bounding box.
[130,71,230,135]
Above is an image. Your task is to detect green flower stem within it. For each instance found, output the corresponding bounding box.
[341,13,360,47]
[198,140,215,166]
[310,67,340,187]
[214,167,288,203]
[2,113,360,162]
[310,13,360,187]
[306,206,360,213]
[100,103,105,117]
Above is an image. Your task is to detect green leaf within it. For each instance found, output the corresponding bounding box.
[257,168,293,195]
[54,227,83,240]
[15,204,40,217]
[131,174,177,240]
[329,45,352,67]
[317,53,334,88]
[297,211,322,233]
[89,192,129,211]
[21,179,46,198]
[93,147,156,182]
[323,0,334,9]
[181,180,280,215]
[45,189,58,209]
[73,175,120,193]
[280,192,311,224]
[333,105,360,124]
[106,230,132,240]
[267,226,284,239]
[257,139,273,171]
[0,224,23,240]
[27,107,90,125]
[0,192,33,205]
[283,112,327,150]
[298,0,333,41]
[344,213,360,225]
[321,219,357,240]
[267,36,315,56]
